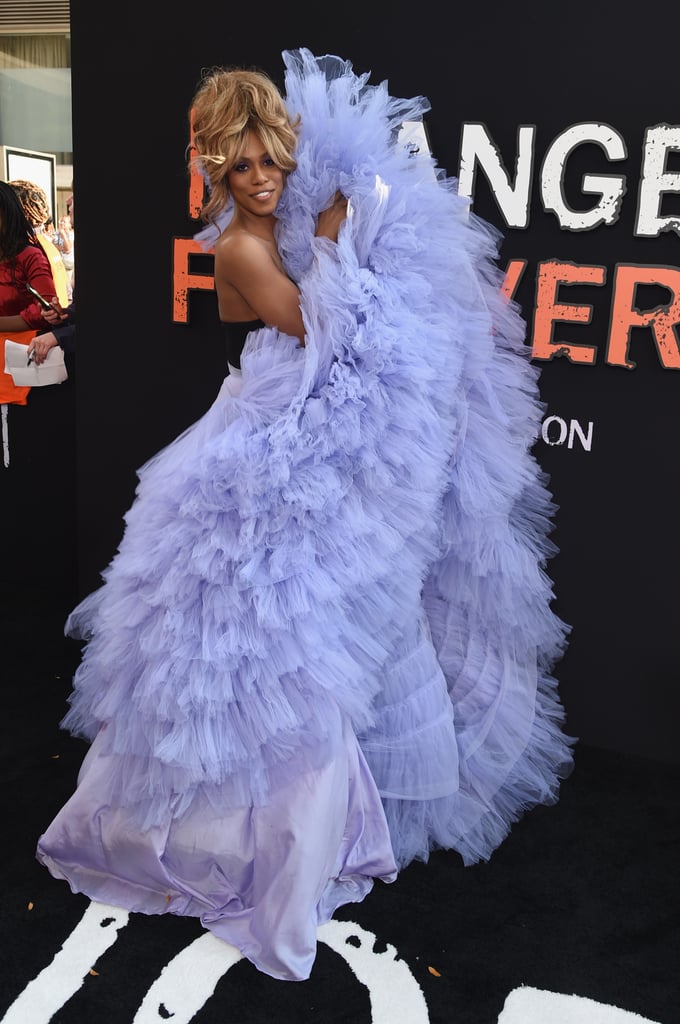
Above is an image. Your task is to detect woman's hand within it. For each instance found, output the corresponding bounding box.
[315,191,348,242]
[41,299,68,326]
[28,333,59,365]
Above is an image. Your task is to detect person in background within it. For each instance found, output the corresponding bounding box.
[54,196,74,288]
[8,179,71,307]
[0,181,58,407]
[25,184,76,367]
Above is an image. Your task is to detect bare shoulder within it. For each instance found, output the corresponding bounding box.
[215,230,269,270]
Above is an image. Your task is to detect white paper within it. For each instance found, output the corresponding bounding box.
[4,339,68,387]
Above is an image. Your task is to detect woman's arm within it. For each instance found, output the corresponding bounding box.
[0,313,32,332]
[214,233,306,341]
[13,247,60,329]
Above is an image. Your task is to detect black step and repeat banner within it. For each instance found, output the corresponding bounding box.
[10,1,677,762]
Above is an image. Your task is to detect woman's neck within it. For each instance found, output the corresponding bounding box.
[229,207,277,243]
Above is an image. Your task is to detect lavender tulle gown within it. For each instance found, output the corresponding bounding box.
[37,49,575,981]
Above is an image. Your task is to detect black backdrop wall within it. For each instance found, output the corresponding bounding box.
[4,0,678,764]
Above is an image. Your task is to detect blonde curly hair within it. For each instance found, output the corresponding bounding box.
[190,66,300,226]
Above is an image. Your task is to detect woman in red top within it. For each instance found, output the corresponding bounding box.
[0,181,58,405]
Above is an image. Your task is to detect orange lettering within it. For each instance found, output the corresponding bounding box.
[188,111,204,219]
[531,260,606,364]
[172,238,214,323]
[608,265,680,369]
[501,259,528,301]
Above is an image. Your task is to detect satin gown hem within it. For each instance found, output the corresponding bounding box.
[35,852,391,981]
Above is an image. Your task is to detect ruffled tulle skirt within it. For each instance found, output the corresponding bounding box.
[37,48,575,982]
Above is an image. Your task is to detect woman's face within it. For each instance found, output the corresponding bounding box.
[227,130,284,218]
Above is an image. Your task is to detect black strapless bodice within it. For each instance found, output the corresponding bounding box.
[221,319,266,370]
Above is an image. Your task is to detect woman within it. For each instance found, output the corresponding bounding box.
[53,210,74,281]
[8,179,71,308]
[0,181,59,407]
[37,51,574,982]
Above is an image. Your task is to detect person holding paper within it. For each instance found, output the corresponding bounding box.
[28,184,77,367]
[0,181,58,406]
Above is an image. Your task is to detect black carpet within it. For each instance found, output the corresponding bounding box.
[2,584,678,1024]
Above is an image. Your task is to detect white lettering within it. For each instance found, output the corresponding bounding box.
[636,124,680,236]
[1,902,129,1024]
[542,415,568,446]
[458,123,535,228]
[5,904,430,1022]
[541,416,594,451]
[541,123,627,230]
[568,418,594,451]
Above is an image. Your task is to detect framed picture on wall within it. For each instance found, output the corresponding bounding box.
[0,144,57,220]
